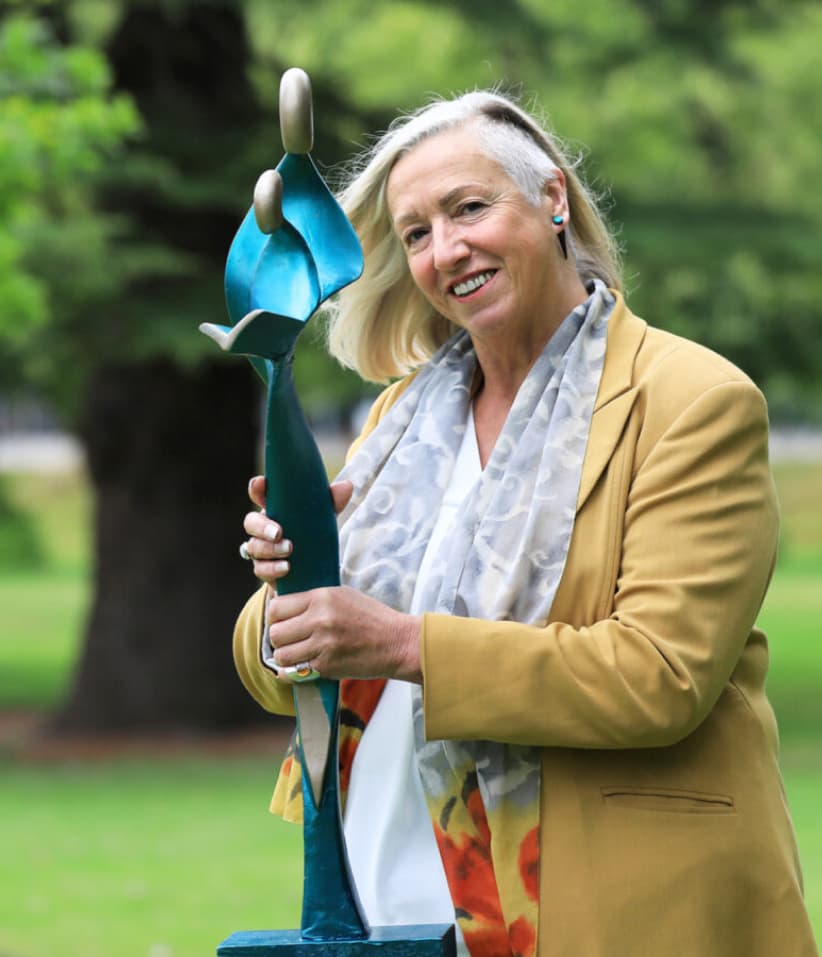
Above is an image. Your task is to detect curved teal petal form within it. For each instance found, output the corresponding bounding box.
[223,153,362,336]
[278,153,363,304]
[224,212,319,328]
[251,228,318,320]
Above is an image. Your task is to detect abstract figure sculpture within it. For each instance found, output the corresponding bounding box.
[201,68,455,956]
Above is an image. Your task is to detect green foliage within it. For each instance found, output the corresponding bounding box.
[0,465,90,573]
[2,0,821,418]
[0,13,138,357]
[0,476,44,570]
[0,469,90,707]
[243,0,822,417]
[603,4,822,419]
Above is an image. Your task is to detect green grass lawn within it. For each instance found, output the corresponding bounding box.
[780,750,822,937]
[0,748,818,957]
[0,571,88,708]
[0,464,820,956]
[759,554,822,743]
[0,756,303,957]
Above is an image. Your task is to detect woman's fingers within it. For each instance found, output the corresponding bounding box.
[240,506,292,584]
[243,510,289,547]
[243,476,353,588]
[248,475,266,510]
[267,593,314,672]
[267,591,310,623]
[251,557,292,585]
[330,480,354,514]
[250,475,352,519]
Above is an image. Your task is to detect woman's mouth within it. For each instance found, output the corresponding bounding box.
[451,270,496,298]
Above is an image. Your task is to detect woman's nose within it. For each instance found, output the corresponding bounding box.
[431,221,469,271]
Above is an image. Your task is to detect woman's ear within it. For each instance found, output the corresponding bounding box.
[543,169,568,220]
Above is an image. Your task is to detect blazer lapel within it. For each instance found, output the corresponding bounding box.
[576,295,646,512]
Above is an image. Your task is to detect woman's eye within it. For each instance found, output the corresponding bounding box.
[404,227,429,247]
[459,201,486,215]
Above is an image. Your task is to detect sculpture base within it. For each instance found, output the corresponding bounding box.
[217,925,456,955]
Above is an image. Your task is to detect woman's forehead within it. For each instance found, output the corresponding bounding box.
[396,123,489,170]
[386,128,510,214]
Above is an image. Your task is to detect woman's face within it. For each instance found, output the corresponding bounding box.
[386,125,565,349]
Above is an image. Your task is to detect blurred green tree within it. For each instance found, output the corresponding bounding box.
[246,0,822,417]
[0,1,390,731]
[1,4,283,730]
[0,11,137,384]
[0,11,130,579]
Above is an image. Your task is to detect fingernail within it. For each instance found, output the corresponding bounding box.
[273,540,292,558]
[264,524,280,541]
[273,560,289,574]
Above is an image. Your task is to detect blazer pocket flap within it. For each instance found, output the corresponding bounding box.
[601,786,735,813]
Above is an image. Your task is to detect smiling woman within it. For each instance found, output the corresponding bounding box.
[324,95,621,386]
[386,126,583,401]
[232,89,818,957]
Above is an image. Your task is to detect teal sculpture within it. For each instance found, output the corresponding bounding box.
[201,68,455,956]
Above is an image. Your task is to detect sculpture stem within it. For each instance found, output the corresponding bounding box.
[263,353,368,941]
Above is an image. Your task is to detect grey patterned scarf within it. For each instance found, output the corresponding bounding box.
[336,279,613,840]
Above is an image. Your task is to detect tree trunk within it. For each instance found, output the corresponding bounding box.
[59,356,271,731]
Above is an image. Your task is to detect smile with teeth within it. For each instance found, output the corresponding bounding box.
[451,270,496,297]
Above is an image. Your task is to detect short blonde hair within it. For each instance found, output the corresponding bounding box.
[325,90,622,383]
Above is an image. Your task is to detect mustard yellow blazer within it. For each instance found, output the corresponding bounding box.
[234,295,818,956]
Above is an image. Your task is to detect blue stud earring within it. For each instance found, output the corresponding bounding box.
[552,214,568,259]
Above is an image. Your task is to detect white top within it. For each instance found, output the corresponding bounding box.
[343,409,480,955]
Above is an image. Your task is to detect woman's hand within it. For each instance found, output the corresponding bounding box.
[241,475,353,587]
[268,585,422,684]
[241,474,421,682]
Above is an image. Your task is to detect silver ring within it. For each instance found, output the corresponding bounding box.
[239,541,253,561]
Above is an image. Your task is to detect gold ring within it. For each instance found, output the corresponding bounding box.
[284,661,320,682]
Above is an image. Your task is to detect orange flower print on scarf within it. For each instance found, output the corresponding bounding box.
[433,815,511,956]
[518,825,540,903]
[508,915,536,957]
[432,775,537,957]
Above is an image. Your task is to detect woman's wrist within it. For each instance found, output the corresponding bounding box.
[393,612,423,684]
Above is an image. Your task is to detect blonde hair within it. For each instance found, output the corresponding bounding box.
[326,90,622,383]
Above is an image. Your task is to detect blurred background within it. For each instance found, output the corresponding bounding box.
[1,1,820,954]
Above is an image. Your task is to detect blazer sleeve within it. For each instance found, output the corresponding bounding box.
[233,585,295,716]
[420,378,779,750]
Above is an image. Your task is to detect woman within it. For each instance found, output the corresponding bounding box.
[233,91,817,957]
